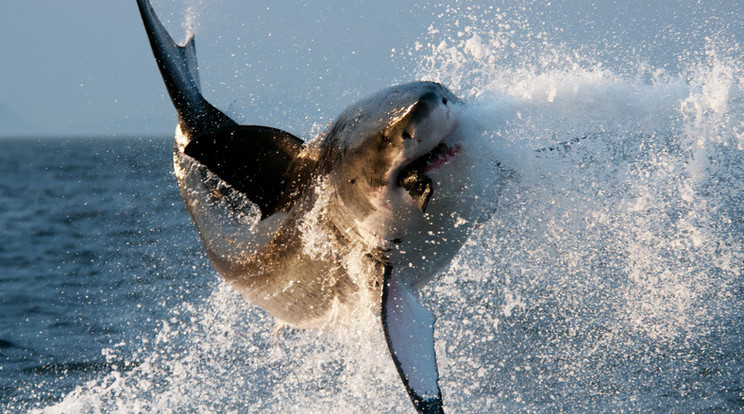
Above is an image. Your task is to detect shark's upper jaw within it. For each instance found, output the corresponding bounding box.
[422,143,462,172]
[391,95,462,212]
[399,142,461,178]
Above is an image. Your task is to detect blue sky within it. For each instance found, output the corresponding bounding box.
[1,1,741,138]
[1,1,155,136]
[0,1,441,137]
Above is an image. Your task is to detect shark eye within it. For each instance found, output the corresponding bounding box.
[442,97,448,105]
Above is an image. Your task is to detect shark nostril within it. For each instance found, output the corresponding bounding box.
[403,131,413,140]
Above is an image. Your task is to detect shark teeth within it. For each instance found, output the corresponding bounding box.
[423,143,461,172]
[396,143,461,212]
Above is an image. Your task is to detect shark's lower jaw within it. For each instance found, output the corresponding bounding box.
[396,143,461,212]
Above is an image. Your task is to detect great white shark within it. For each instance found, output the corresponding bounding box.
[137,1,497,412]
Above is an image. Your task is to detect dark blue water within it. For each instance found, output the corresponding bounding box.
[0,137,213,411]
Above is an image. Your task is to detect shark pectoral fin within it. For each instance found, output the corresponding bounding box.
[381,265,444,414]
[184,125,306,218]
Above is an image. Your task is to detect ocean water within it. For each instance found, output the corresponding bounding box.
[3,2,744,413]
[0,138,214,410]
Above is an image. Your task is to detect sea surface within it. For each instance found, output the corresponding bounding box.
[0,137,215,411]
[3,2,744,413]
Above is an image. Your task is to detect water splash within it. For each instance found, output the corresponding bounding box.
[414,8,744,411]
[42,283,412,413]
[42,3,744,413]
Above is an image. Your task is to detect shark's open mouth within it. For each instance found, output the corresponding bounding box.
[405,143,462,177]
[396,143,461,212]
[423,143,461,172]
